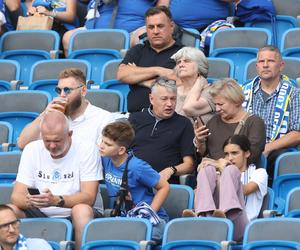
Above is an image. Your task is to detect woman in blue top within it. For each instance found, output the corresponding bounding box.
[99,120,169,243]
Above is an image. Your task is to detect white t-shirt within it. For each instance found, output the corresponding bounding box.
[16,139,101,217]
[241,165,268,220]
[69,103,115,145]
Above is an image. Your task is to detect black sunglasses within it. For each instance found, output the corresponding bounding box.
[55,85,83,95]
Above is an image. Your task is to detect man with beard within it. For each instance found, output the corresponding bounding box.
[10,111,102,250]
[17,68,115,149]
[0,204,52,250]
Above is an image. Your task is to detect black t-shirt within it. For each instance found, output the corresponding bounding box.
[128,109,195,183]
[121,40,183,112]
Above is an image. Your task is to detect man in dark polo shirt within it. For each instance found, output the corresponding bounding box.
[117,6,183,113]
[128,77,195,184]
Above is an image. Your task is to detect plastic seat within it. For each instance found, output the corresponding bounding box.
[159,184,194,220]
[162,217,234,250]
[0,183,14,204]
[180,28,201,48]
[82,240,140,250]
[209,28,272,83]
[258,187,275,218]
[68,29,130,84]
[0,60,21,91]
[243,218,300,247]
[244,240,300,250]
[28,59,92,99]
[162,240,221,250]
[20,218,73,250]
[0,30,60,87]
[243,57,300,85]
[284,187,300,218]
[281,28,300,57]
[0,151,21,183]
[86,89,125,112]
[81,217,152,249]
[272,0,300,20]
[207,58,235,84]
[100,59,122,83]
[245,15,298,48]
[0,122,13,151]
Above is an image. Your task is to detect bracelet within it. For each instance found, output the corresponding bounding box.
[170,166,177,176]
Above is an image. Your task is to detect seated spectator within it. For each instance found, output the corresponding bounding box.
[0,204,52,250]
[10,111,102,250]
[27,0,77,38]
[0,0,21,33]
[170,46,214,122]
[183,135,268,241]
[185,78,265,166]
[117,6,182,113]
[243,45,300,183]
[128,77,195,184]
[99,121,169,244]
[62,0,166,57]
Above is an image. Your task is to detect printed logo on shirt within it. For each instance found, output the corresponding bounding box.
[38,170,74,182]
[105,173,122,186]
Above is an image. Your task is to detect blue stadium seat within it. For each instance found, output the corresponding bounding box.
[0,121,13,151]
[244,240,300,250]
[281,28,300,57]
[207,58,235,84]
[284,187,300,218]
[0,60,21,91]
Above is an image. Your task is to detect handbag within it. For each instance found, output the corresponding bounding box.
[110,155,135,217]
[17,13,53,30]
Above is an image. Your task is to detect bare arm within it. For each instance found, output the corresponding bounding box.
[156,0,170,6]
[5,0,21,11]
[150,177,169,212]
[264,131,300,156]
[243,181,259,196]
[183,77,213,117]
[11,182,30,210]
[117,63,175,85]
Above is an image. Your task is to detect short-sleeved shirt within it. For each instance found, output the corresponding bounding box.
[16,139,101,217]
[102,153,168,219]
[121,40,183,112]
[128,109,195,183]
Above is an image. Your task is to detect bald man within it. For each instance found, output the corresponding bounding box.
[10,110,102,250]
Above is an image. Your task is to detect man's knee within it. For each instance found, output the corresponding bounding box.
[71,204,93,222]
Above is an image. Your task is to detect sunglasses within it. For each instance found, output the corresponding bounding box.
[55,85,83,95]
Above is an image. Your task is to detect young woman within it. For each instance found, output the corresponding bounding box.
[184,135,268,241]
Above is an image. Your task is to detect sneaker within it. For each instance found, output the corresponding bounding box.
[182,209,196,217]
[212,209,226,218]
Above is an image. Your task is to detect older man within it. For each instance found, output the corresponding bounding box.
[10,111,102,250]
[243,45,300,180]
[17,68,116,149]
[0,204,52,250]
[117,6,183,113]
[128,77,195,184]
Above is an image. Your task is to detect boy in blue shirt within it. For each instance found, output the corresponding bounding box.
[99,120,170,243]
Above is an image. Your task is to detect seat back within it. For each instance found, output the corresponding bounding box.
[180,28,201,48]
[244,240,300,250]
[207,58,235,84]
[285,187,300,216]
[258,187,274,218]
[0,122,13,147]
[29,59,92,83]
[0,151,21,174]
[100,59,122,83]
[0,183,14,203]
[161,184,194,220]
[82,217,152,247]
[0,30,60,52]
[20,218,73,244]
[244,57,300,84]
[272,0,300,19]
[274,151,300,178]
[281,28,300,57]
[0,59,20,83]
[83,240,140,250]
[162,217,234,244]
[243,218,300,244]
[86,89,124,112]
[0,90,51,113]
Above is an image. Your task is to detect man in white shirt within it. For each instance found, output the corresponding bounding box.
[0,204,52,250]
[17,68,116,149]
[10,111,102,250]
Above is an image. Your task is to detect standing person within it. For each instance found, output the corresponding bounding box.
[128,77,195,184]
[117,6,183,113]
[17,68,116,150]
[184,135,268,241]
[170,46,214,122]
[99,121,169,244]
[10,111,102,250]
[0,204,52,250]
[243,45,300,180]
[185,78,265,166]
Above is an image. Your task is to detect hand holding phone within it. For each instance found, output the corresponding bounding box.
[27,187,40,195]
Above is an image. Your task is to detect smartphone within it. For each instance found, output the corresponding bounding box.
[27,187,40,195]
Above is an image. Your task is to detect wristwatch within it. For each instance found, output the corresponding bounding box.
[57,195,65,207]
[170,166,177,176]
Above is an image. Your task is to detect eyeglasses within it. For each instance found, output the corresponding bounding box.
[0,219,20,231]
[55,85,83,95]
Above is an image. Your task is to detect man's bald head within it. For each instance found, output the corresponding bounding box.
[41,110,69,135]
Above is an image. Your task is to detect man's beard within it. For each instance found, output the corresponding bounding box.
[65,95,82,116]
